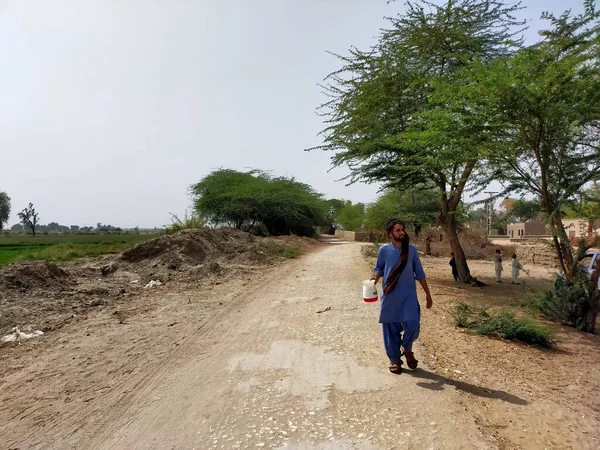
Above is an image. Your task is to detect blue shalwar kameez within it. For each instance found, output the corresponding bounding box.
[374,243,426,362]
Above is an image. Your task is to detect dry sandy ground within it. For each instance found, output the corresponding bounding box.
[1,240,599,449]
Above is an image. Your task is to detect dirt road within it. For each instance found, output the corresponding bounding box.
[2,239,597,449]
[2,240,495,450]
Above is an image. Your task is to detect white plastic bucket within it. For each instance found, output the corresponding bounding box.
[362,279,378,302]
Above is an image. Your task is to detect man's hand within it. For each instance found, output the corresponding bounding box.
[418,278,433,309]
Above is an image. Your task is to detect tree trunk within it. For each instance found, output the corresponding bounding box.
[551,212,575,277]
[435,163,475,283]
[438,189,472,283]
[425,237,432,256]
[445,216,471,282]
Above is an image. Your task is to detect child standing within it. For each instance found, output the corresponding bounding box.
[511,254,523,284]
[494,249,503,283]
[449,253,459,281]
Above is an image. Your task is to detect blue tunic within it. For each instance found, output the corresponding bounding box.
[374,243,426,324]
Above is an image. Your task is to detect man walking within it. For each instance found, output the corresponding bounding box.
[371,219,433,374]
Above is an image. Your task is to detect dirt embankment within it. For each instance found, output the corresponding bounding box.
[0,229,320,336]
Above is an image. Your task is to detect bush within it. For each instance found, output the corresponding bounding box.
[259,242,301,259]
[453,303,555,347]
[362,242,382,259]
[528,273,590,330]
[164,212,205,234]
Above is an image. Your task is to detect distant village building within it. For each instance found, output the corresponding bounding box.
[507,221,547,239]
[562,218,600,240]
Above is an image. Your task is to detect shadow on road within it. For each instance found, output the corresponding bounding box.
[404,367,528,406]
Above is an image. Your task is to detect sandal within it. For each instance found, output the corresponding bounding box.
[389,361,402,374]
[404,351,419,369]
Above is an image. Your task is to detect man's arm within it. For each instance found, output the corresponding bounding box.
[413,250,433,309]
[418,278,433,309]
[371,246,384,285]
[372,273,382,285]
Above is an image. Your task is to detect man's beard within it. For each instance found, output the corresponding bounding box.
[393,234,409,244]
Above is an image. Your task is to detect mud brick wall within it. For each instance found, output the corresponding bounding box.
[514,242,560,269]
[334,230,369,242]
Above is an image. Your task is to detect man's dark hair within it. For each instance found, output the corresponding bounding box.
[382,218,411,295]
[385,218,409,262]
[385,218,405,235]
[496,249,501,254]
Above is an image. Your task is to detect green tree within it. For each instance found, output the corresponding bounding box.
[324,198,345,233]
[479,2,600,282]
[190,169,327,237]
[336,201,365,231]
[311,0,524,282]
[364,189,440,233]
[0,191,10,231]
[511,199,542,223]
[18,203,40,237]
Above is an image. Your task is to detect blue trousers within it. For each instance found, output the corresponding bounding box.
[382,321,420,362]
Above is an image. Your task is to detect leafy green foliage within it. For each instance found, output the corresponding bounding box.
[18,203,39,236]
[190,169,327,237]
[324,198,345,232]
[473,2,600,275]
[311,0,525,281]
[453,303,555,347]
[0,192,10,231]
[511,199,542,223]
[528,273,591,330]
[0,234,155,265]
[336,201,365,231]
[164,211,205,235]
[363,189,440,231]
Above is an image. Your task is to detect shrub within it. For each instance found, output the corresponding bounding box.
[164,211,205,234]
[528,273,590,330]
[453,303,555,347]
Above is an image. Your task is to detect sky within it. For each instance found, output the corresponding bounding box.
[0,0,587,229]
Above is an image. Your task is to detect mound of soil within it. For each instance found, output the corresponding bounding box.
[117,228,278,280]
[0,228,304,335]
[0,261,72,292]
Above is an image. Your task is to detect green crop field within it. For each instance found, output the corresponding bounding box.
[0,234,158,266]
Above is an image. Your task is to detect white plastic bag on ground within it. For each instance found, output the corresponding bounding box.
[144,280,162,289]
[1,327,44,343]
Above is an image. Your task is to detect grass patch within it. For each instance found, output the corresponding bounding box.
[452,302,555,347]
[17,242,136,263]
[0,234,157,265]
[260,242,301,259]
[362,242,382,259]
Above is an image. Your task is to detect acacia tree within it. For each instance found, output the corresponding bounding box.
[190,169,327,237]
[18,203,40,236]
[511,199,542,223]
[0,191,10,231]
[478,2,600,279]
[310,0,524,282]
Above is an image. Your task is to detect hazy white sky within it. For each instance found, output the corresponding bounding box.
[0,0,586,228]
